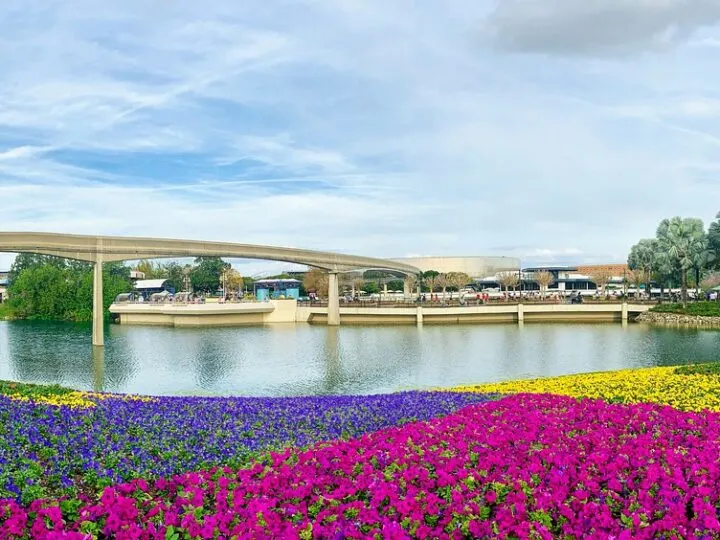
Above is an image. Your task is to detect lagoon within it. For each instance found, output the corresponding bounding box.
[0,321,719,397]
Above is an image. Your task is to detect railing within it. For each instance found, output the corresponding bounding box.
[297,297,661,308]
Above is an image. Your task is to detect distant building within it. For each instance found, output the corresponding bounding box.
[129,270,146,280]
[391,256,520,278]
[0,270,8,303]
[254,279,301,300]
[134,279,174,299]
[477,265,628,293]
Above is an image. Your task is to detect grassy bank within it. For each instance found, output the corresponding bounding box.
[0,302,14,320]
[650,301,720,317]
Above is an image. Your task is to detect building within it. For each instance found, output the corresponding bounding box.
[254,279,301,301]
[477,265,628,293]
[134,279,174,299]
[0,270,8,303]
[391,256,520,279]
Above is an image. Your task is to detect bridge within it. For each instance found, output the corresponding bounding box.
[0,232,420,346]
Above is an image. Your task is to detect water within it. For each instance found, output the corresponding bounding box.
[0,321,719,397]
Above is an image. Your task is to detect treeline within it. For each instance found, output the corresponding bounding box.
[7,255,132,322]
[628,212,720,303]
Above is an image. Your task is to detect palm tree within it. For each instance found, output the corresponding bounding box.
[628,238,659,298]
[656,217,704,307]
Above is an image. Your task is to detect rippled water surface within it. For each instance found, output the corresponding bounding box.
[0,321,719,396]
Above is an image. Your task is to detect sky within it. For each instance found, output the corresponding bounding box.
[1,0,719,275]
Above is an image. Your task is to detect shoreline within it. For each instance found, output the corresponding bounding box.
[636,311,720,327]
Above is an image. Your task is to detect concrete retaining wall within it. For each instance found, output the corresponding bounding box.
[111,301,652,327]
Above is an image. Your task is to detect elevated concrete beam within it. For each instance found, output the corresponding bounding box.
[0,232,421,275]
[0,232,420,346]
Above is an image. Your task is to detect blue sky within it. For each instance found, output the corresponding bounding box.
[1,0,719,274]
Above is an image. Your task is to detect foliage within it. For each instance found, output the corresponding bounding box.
[0,302,14,320]
[445,272,471,293]
[588,268,612,294]
[220,268,243,294]
[709,212,720,269]
[302,269,328,296]
[362,281,379,294]
[7,260,131,323]
[700,272,720,291]
[532,271,554,297]
[497,271,519,291]
[650,301,720,317]
[656,217,707,304]
[190,257,230,293]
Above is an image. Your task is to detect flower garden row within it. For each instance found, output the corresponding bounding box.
[2,362,720,537]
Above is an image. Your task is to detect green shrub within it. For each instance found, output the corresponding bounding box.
[0,380,74,399]
[650,302,720,317]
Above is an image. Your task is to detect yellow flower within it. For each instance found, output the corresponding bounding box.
[446,366,720,412]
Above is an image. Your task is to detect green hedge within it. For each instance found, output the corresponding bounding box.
[650,302,720,317]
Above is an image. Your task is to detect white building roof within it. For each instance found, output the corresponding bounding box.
[134,279,168,289]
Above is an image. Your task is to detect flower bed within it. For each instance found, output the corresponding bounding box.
[6,393,720,538]
[0,390,492,504]
[450,365,720,411]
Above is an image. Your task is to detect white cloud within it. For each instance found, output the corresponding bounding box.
[0,0,719,273]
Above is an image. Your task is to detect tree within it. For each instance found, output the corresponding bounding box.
[628,238,660,298]
[533,271,554,299]
[8,260,131,322]
[497,271,520,293]
[303,269,328,297]
[352,278,365,297]
[708,211,720,270]
[362,281,379,295]
[436,274,449,300]
[190,257,230,293]
[163,262,186,293]
[9,254,67,283]
[220,268,243,296]
[425,273,441,296]
[627,268,650,299]
[656,217,705,306]
[446,272,471,299]
[589,269,613,298]
[135,260,156,279]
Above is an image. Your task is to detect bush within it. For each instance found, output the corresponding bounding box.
[650,302,720,317]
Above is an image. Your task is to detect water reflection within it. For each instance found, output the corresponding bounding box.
[91,346,104,392]
[0,321,719,396]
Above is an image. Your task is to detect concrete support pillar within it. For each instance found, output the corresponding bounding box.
[327,272,340,326]
[403,278,412,299]
[621,301,628,322]
[517,303,524,324]
[416,305,423,326]
[92,256,104,347]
